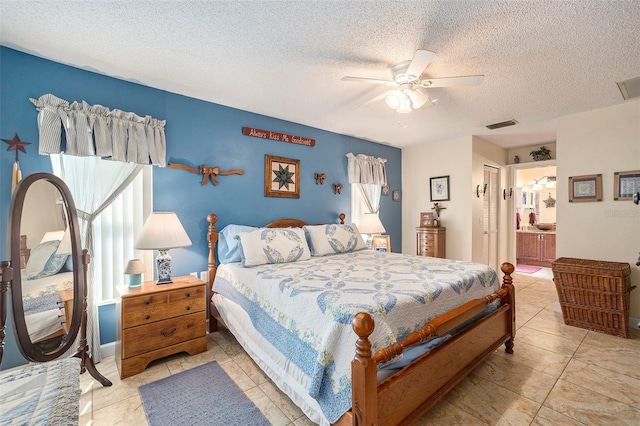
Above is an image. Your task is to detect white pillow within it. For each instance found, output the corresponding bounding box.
[303,224,366,256]
[237,228,311,267]
[40,230,65,244]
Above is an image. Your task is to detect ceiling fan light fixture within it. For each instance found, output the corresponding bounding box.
[408,88,429,109]
[396,96,412,114]
[385,90,403,110]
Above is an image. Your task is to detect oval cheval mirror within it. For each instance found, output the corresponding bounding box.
[7,172,111,385]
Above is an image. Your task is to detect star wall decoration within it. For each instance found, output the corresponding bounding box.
[2,133,31,161]
[264,154,300,198]
[273,163,295,190]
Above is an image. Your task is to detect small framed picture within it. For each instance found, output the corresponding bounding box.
[569,174,602,202]
[420,212,434,228]
[430,176,450,201]
[613,170,640,201]
[372,235,391,252]
[265,154,300,198]
[381,185,390,196]
[393,190,401,201]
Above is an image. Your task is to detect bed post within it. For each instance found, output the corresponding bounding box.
[207,214,219,332]
[351,312,377,426]
[0,260,13,365]
[500,262,516,354]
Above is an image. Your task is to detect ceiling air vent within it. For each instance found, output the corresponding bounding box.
[486,119,518,130]
[617,76,640,100]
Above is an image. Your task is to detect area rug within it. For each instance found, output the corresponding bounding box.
[516,264,542,274]
[139,361,270,426]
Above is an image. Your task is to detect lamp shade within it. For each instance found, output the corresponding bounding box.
[124,259,145,274]
[135,212,192,250]
[358,213,386,234]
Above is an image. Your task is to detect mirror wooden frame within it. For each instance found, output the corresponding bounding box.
[4,172,111,385]
[8,173,83,361]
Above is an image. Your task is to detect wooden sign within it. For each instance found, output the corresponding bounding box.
[242,127,315,147]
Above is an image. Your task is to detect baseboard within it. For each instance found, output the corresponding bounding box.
[100,342,115,360]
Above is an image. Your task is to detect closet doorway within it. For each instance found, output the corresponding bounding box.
[482,165,500,273]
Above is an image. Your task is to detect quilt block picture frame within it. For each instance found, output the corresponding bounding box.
[568,173,602,202]
[265,154,300,198]
[613,170,640,201]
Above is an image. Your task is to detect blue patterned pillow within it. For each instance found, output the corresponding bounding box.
[303,224,367,256]
[236,228,311,267]
[26,240,69,280]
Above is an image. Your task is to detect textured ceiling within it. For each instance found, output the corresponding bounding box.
[1,1,639,149]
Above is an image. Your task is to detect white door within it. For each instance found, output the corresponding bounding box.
[483,165,500,271]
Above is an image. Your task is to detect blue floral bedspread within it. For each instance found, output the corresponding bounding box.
[213,250,500,422]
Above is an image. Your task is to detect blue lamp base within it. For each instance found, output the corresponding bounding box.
[128,274,142,288]
[156,249,173,284]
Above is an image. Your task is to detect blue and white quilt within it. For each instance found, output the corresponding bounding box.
[213,250,500,422]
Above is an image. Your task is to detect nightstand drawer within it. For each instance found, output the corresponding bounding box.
[122,286,205,328]
[122,311,205,359]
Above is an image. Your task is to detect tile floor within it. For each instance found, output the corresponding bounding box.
[80,273,640,425]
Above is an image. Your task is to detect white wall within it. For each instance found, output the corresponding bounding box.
[402,136,473,260]
[556,100,640,318]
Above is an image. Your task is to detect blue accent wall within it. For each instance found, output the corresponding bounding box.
[0,46,401,369]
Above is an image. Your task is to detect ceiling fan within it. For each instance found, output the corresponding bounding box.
[342,50,484,113]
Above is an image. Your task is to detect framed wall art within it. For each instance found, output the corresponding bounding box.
[372,235,391,252]
[420,212,434,228]
[265,154,300,198]
[568,174,602,202]
[430,175,450,201]
[613,170,640,201]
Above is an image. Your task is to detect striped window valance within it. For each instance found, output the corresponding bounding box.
[30,93,166,167]
[346,153,387,185]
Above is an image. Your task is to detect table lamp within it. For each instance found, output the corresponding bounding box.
[124,259,145,288]
[358,213,386,250]
[135,212,192,284]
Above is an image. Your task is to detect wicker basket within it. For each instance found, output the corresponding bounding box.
[552,257,635,338]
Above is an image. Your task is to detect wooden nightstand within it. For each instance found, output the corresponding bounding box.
[115,276,207,379]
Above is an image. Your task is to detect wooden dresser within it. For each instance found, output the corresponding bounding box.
[116,276,207,379]
[416,227,446,258]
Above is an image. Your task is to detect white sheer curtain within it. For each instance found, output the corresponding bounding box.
[52,154,144,362]
[346,153,387,225]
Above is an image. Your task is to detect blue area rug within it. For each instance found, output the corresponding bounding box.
[139,361,271,426]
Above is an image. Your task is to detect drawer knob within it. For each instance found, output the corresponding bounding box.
[145,315,151,320]
[160,327,177,338]
[186,292,191,297]
[186,306,191,311]
[145,300,150,305]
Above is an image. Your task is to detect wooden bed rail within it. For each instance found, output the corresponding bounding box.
[351,262,516,425]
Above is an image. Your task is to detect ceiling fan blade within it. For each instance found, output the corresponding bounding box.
[420,75,484,88]
[360,92,389,107]
[341,76,398,87]
[405,50,436,79]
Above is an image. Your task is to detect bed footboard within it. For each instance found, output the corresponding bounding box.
[350,262,516,426]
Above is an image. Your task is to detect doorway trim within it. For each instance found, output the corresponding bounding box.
[507,159,557,267]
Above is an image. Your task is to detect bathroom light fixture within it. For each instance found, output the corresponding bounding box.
[532,176,556,190]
